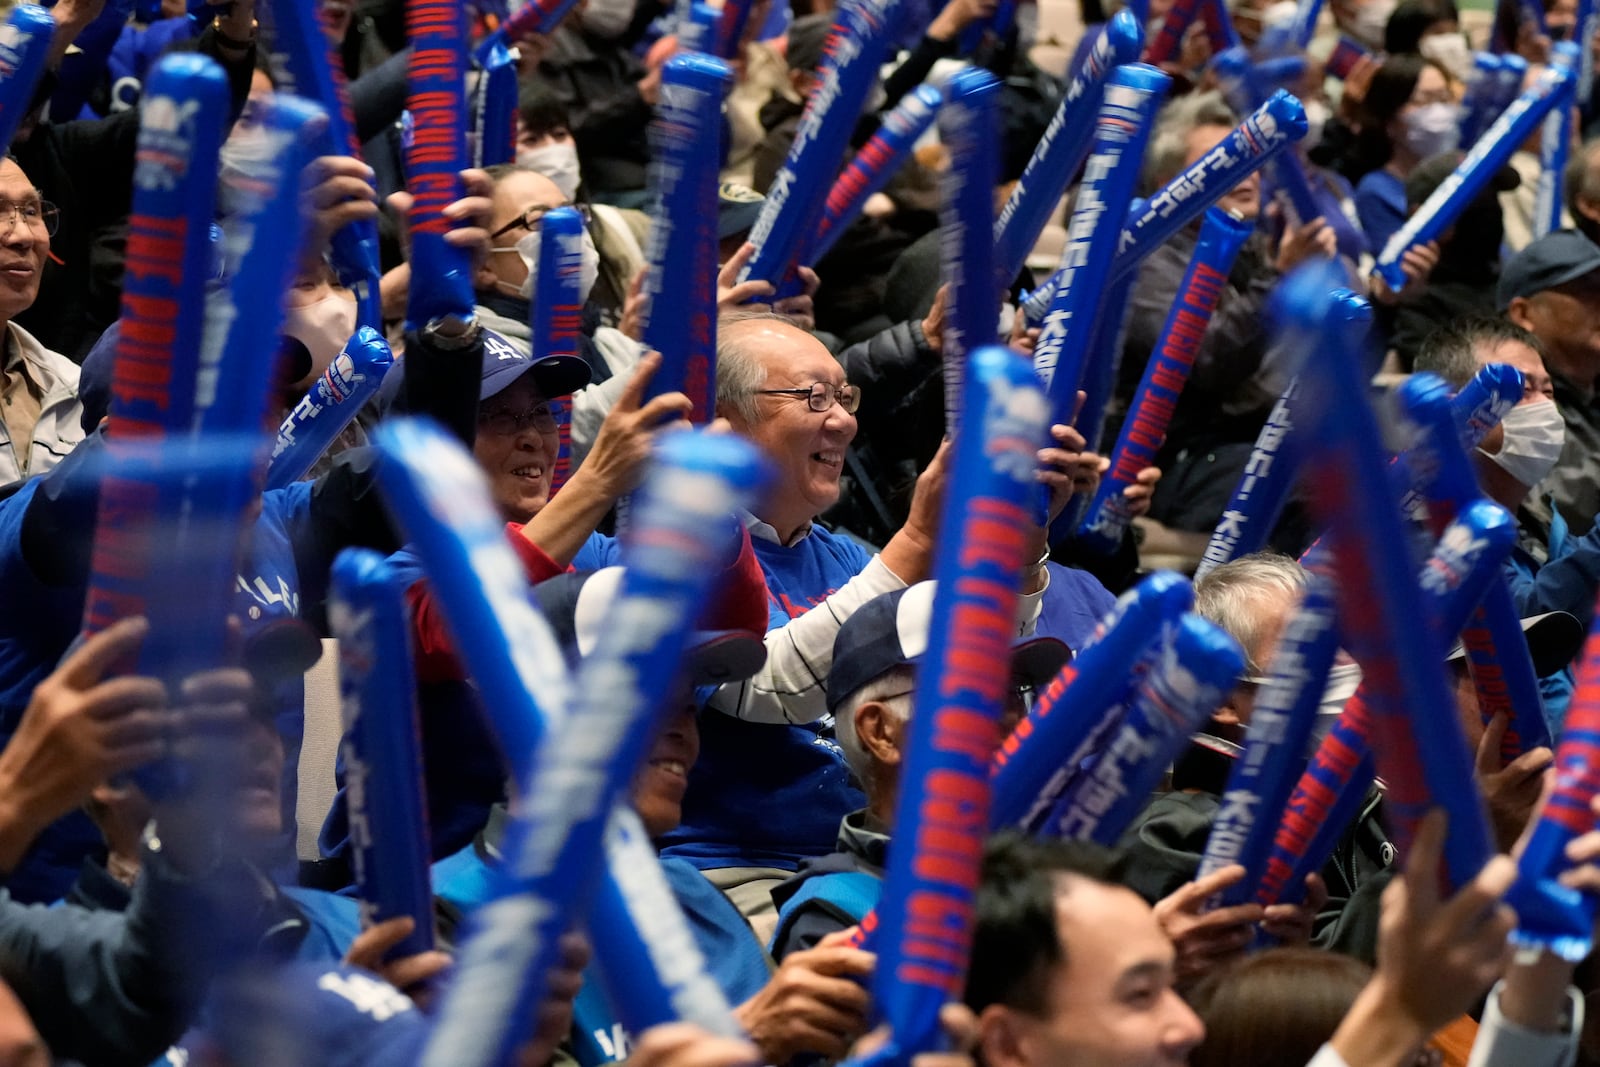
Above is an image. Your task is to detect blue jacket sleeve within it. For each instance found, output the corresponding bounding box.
[1506,524,1600,629]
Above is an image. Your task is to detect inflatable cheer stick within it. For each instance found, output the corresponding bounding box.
[1261,499,1519,905]
[1075,206,1252,553]
[420,431,771,1067]
[261,0,383,329]
[1031,64,1170,434]
[1144,0,1202,65]
[1196,575,1338,907]
[405,0,475,326]
[471,35,518,167]
[1535,42,1579,239]
[993,10,1144,284]
[266,328,395,490]
[530,207,585,493]
[330,549,436,959]
[1281,262,1497,892]
[740,0,906,297]
[589,807,746,1036]
[82,53,230,642]
[1376,61,1574,292]
[865,345,1048,1064]
[1399,373,1554,757]
[937,67,1003,435]
[807,83,943,266]
[639,55,731,424]
[0,7,56,158]
[1195,380,1299,580]
[990,571,1193,831]
[1022,91,1307,324]
[1460,53,1504,148]
[1508,607,1600,961]
[1044,614,1245,845]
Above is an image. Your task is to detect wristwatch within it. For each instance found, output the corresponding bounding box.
[420,313,481,350]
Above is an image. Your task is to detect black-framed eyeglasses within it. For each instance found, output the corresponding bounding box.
[0,199,57,237]
[489,201,593,241]
[478,403,559,436]
[754,381,860,414]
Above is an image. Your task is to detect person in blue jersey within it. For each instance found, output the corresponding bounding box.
[0,166,497,902]
[769,582,1071,960]
[665,309,1087,939]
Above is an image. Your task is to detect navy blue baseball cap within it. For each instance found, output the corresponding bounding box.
[826,582,1072,714]
[1497,230,1600,310]
[478,326,592,402]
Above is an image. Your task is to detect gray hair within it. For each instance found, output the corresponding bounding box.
[714,309,799,425]
[834,666,915,788]
[1193,552,1308,674]
[1415,316,1546,389]
[1142,92,1240,195]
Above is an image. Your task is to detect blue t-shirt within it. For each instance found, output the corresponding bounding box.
[1354,169,1408,255]
[659,525,869,872]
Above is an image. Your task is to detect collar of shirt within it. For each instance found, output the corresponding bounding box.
[740,508,814,548]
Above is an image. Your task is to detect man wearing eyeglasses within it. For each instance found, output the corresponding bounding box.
[0,158,79,486]
[659,310,1065,937]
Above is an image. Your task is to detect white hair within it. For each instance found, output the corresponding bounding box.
[834,666,915,786]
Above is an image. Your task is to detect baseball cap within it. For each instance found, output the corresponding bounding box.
[532,567,767,685]
[826,582,1072,714]
[479,326,592,402]
[1497,230,1600,310]
[208,963,430,1066]
[1444,610,1585,677]
[717,182,766,241]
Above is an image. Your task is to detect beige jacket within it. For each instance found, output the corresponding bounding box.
[0,321,83,484]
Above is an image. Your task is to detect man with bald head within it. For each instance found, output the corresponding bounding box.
[0,158,81,484]
[659,309,1052,936]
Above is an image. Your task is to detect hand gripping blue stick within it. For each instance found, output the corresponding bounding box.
[0,7,57,158]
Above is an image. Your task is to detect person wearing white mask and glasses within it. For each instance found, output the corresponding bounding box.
[1351,54,1462,252]
[1416,314,1594,729]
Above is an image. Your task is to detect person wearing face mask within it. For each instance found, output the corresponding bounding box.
[1417,316,1600,729]
[517,83,649,329]
[469,162,642,472]
[1352,55,1462,252]
[1331,0,1399,50]
[1384,0,1471,78]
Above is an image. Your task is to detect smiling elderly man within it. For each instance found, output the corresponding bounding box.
[0,158,80,484]
[660,309,1053,937]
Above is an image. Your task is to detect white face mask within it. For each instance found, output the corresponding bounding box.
[281,291,358,391]
[1401,101,1461,161]
[1419,32,1474,82]
[493,226,600,304]
[1349,0,1395,47]
[1478,398,1566,487]
[517,142,582,201]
